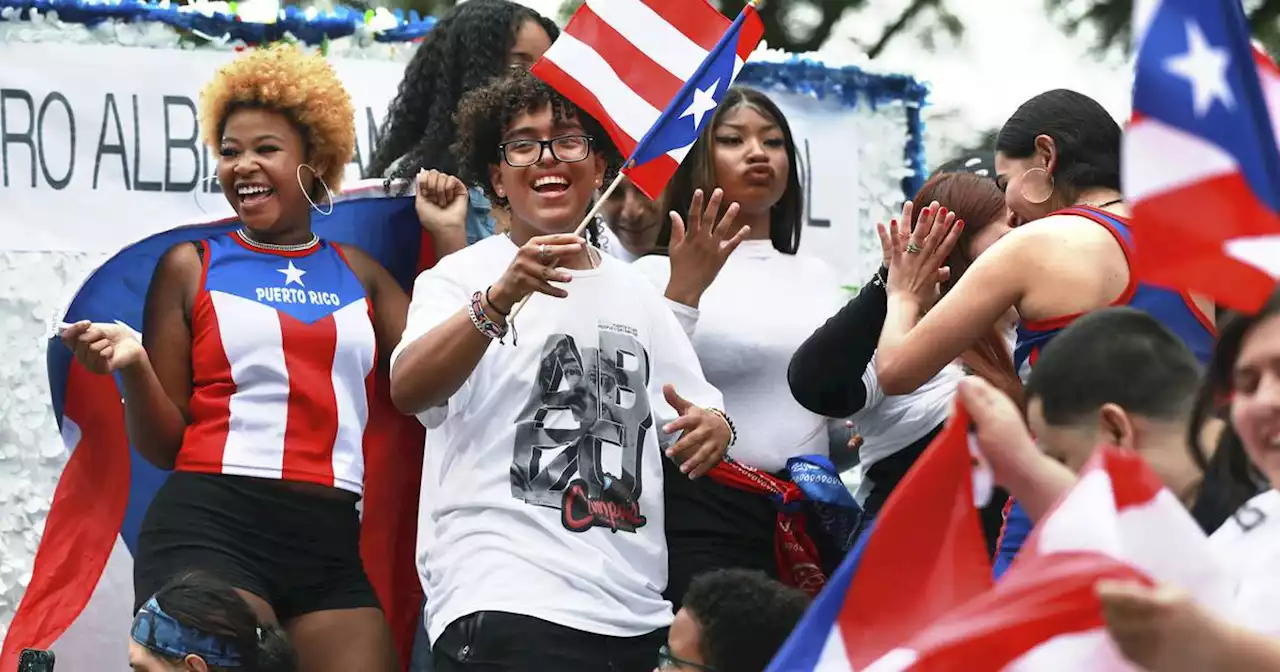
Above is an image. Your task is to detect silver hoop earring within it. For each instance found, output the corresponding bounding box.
[193,175,220,215]
[297,164,335,216]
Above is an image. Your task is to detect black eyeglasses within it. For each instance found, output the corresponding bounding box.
[656,644,716,671]
[498,134,593,168]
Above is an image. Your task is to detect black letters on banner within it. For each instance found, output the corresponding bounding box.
[1,89,36,188]
[132,94,162,192]
[802,138,830,228]
[201,144,220,193]
[95,93,130,190]
[37,92,75,190]
[163,95,199,192]
[362,107,380,178]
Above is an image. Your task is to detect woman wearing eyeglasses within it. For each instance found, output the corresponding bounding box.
[389,70,737,672]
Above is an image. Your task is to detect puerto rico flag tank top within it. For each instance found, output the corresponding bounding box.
[175,231,377,495]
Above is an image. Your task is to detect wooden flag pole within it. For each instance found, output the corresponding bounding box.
[505,164,632,322]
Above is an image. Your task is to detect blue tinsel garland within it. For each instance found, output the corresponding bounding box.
[0,0,927,195]
[0,0,437,44]
[739,59,928,197]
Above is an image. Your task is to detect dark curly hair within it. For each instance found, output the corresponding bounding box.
[367,0,558,181]
[681,569,810,672]
[451,69,623,245]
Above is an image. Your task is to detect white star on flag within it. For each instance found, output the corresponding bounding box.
[278,260,306,287]
[680,78,721,128]
[1164,19,1235,117]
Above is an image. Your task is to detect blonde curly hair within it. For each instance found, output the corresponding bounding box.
[199,43,355,191]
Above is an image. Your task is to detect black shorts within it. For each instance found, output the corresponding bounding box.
[133,471,380,621]
[662,457,779,611]
[432,611,665,672]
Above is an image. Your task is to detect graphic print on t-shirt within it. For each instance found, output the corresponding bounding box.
[512,322,654,534]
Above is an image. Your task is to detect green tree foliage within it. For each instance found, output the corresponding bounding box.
[559,0,962,57]
[1050,0,1280,56]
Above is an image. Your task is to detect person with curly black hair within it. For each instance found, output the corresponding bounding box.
[369,0,558,257]
[129,573,297,672]
[389,70,738,672]
[659,569,809,672]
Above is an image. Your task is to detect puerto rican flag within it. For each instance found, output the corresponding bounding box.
[768,401,1232,671]
[0,182,430,671]
[531,0,765,199]
[1124,0,1280,313]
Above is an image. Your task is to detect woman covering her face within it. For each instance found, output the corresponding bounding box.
[871,89,1217,576]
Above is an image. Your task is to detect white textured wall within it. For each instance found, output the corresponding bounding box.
[0,251,106,642]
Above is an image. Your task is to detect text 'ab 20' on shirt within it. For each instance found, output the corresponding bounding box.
[392,235,723,644]
[177,232,376,495]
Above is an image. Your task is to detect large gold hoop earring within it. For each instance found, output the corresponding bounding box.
[1019,167,1054,205]
[297,164,334,216]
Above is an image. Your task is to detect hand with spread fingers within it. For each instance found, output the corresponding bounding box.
[880,199,964,305]
[664,187,750,307]
[60,320,146,374]
[486,234,586,317]
[661,384,733,479]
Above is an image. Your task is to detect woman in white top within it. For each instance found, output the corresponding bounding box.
[632,87,851,607]
[789,171,1023,547]
[387,71,735,672]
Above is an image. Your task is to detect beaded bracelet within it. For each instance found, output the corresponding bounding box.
[706,407,737,447]
[469,290,514,345]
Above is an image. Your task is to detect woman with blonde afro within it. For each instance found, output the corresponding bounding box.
[61,43,411,671]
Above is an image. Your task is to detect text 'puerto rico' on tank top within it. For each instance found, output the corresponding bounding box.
[175,231,377,495]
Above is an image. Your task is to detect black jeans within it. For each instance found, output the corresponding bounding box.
[432,611,666,672]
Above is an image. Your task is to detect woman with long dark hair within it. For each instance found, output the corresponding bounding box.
[633,86,853,606]
[870,89,1216,575]
[368,0,559,256]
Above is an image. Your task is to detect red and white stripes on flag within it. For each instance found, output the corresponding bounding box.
[532,0,763,198]
[856,447,1236,671]
[1123,0,1280,312]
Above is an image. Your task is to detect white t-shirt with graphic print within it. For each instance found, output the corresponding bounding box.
[392,235,723,644]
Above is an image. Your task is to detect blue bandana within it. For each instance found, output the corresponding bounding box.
[131,596,247,668]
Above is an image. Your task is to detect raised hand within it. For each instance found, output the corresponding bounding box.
[414,169,470,242]
[60,320,145,374]
[487,233,586,316]
[661,383,732,479]
[880,199,962,304]
[665,188,750,307]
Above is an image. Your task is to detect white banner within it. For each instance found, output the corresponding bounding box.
[0,43,403,254]
[0,42,899,281]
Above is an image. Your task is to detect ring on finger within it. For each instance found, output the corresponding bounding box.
[536,243,551,260]
[905,242,923,254]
